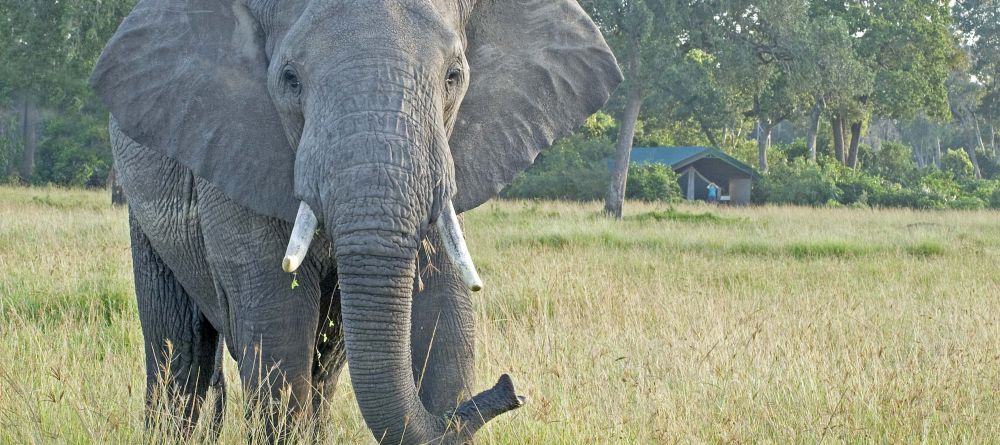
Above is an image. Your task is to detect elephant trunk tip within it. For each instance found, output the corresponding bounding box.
[448,374,525,438]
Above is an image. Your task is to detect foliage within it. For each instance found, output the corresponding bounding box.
[940,148,976,182]
[503,132,613,201]
[755,158,841,206]
[625,162,681,202]
[34,113,111,187]
[0,0,136,107]
[859,141,920,186]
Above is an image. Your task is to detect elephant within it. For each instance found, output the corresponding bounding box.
[90,0,621,443]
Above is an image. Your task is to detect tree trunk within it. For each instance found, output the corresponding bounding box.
[832,114,846,165]
[604,85,642,219]
[847,121,862,169]
[991,120,996,156]
[972,110,987,152]
[990,118,995,156]
[108,166,127,206]
[757,118,771,173]
[695,116,720,148]
[966,146,983,179]
[604,35,642,220]
[968,110,984,179]
[935,137,942,168]
[806,99,824,162]
[19,94,38,183]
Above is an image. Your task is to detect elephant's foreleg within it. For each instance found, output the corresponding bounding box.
[130,212,223,438]
[411,227,477,416]
[198,183,329,441]
[311,271,346,415]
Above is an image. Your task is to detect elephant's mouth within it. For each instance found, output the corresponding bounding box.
[281,200,483,292]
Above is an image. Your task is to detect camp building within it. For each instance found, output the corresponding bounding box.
[630,146,757,205]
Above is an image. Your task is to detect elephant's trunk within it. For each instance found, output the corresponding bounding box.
[330,201,521,444]
[292,72,521,442]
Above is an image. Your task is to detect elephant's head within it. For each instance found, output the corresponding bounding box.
[92,0,620,442]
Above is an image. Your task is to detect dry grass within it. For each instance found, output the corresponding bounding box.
[2,185,1000,443]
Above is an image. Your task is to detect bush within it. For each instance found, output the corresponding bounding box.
[860,141,919,186]
[869,183,924,208]
[503,132,613,201]
[976,149,1000,180]
[34,113,111,187]
[941,148,976,182]
[778,139,809,161]
[626,163,682,202]
[728,139,784,171]
[755,158,841,206]
[992,186,1000,209]
[915,171,963,209]
[824,161,885,206]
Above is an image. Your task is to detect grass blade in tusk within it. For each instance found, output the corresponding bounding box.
[437,200,484,292]
[283,202,318,273]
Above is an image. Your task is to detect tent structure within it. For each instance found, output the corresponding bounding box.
[630,147,758,205]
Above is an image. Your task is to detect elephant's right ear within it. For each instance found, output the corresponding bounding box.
[91,0,299,221]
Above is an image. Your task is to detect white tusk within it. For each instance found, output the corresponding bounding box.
[437,200,484,292]
[283,202,318,273]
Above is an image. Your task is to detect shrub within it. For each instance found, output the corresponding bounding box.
[34,113,111,187]
[777,139,809,161]
[626,163,682,202]
[728,139,785,171]
[824,161,885,206]
[941,148,976,182]
[860,141,919,186]
[916,171,963,209]
[976,149,1000,179]
[503,132,613,201]
[755,158,840,206]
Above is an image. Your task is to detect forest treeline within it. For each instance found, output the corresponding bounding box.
[1,1,997,210]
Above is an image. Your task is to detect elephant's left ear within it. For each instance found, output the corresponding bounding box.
[450,0,622,212]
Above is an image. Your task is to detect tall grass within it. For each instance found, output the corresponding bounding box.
[2,186,999,443]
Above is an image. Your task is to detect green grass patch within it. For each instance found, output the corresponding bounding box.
[629,208,741,225]
[786,241,873,258]
[905,241,947,256]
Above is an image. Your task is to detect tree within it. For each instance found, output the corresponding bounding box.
[847,0,964,168]
[584,0,713,218]
[797,12,871,163]
[953,0,1000,156]
[948,71,987,178]
[712,0,812,172]
[0,0,134,182]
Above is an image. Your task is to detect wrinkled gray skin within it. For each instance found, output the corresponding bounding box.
[92,0,621,443]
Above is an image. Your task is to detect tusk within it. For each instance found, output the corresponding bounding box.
[283,202,318,273]
[437,200,484,292]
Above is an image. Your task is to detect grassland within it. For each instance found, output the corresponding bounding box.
[2,186,1000,444]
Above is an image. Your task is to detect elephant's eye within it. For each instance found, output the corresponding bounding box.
[283,67,302,95]
[445,66,462,89]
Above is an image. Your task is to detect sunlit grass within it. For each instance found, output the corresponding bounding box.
[2,185,999,443]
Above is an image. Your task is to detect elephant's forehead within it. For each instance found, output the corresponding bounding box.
[298,0,461,33]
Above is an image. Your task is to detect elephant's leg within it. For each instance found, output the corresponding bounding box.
[129,212,222,437]
[197,182,330,441]
[411,227,477,416]
[311,271,346,415]
[208,335,227,438]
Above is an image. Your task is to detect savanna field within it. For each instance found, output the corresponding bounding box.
[2,186,1000,444]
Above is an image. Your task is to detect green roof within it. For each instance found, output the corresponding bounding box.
[630,147,758,178]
